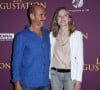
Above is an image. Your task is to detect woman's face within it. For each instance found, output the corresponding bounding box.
[57,9,69,27]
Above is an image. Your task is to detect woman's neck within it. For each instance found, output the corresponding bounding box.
[59,26,69,35]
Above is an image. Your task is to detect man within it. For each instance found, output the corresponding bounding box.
[12,3,50,90]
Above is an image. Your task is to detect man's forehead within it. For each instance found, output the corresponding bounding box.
[34,5,45,12]
[33,2,46,8]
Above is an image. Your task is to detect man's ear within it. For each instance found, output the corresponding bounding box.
[30,13,35,21]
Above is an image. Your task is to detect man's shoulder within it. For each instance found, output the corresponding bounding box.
[42,27,50,33]
[15,29,28,39]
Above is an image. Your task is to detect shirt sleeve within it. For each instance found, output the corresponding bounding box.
[76,31,84,82]
[12,34,24,83]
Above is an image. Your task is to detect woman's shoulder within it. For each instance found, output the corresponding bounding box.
[74,30,82,34]
[70,30,83,39]
[72,30,82,36]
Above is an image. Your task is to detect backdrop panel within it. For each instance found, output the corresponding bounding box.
[0,0,100,90]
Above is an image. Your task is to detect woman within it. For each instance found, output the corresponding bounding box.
[50,7,84,90]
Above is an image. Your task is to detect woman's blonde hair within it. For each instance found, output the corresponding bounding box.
[51,7,76,37]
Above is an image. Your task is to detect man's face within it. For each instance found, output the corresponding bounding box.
[32,6,46,27]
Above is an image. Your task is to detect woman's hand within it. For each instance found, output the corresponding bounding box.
[74,81,81,90]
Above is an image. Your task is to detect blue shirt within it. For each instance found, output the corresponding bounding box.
[12,27,50,87]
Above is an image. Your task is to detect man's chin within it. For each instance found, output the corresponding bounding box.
[40,23,45,27]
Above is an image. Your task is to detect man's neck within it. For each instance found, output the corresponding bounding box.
[29,25,43,38]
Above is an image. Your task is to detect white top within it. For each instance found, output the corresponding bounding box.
[50,30,84,82]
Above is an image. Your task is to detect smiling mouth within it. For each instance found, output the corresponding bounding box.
[61,21,65,23]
